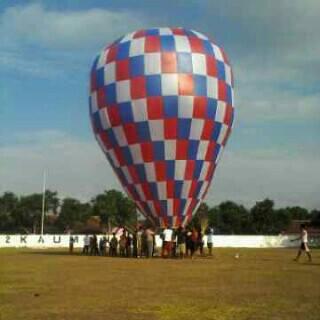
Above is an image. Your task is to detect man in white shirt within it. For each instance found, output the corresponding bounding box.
[82,234,90,255]
[162,227,173,258]
[293,224,312,262]
[206,227,214,256]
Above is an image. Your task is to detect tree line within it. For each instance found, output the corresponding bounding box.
[0,190,319,235]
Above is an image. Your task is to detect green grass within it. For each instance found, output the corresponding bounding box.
[0,248,319,320]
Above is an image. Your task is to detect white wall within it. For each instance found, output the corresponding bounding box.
[0,234,299,249]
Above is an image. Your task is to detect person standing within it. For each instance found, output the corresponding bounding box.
[145,227,155,258]
[83,234,90,254]
[190,228,198,259]
[176,226,187,259]
[69,235,75,254]
[109,233,118,257]
[119,232,127,257]
[162,227,173,258]
[293,224,312,262]
[198,228,204,256]
[206,227,214,256]
[126,233,132,257]
[186,228,192,257]
[90,234,99,256]
[132,231,138,258]
[99,236,107,256]
[137,226,144,258]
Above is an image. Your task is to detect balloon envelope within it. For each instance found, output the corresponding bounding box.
[89,28,234,228]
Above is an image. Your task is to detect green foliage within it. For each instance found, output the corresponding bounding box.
[0,190,318,235]
[0,192,18,231]
[251,199,275,234]
[208,201,251,234]
[189,203,209,230]
[311,210,320,227]
[91,189,137,230]
[57,198,91,231]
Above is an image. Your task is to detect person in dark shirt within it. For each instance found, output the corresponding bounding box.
[109,233,118,257]
[99,236,107,256]
[175,226,187,259]
[132,231,138,258]
[119,232,127,257]
[190,228,199,259]
[91,234,99,256]
[69,235,75,254]
[126,233,132,257]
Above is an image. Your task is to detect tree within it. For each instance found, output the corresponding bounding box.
[0,190,318,235]
[310,210,320,227]
[57,198,91,231]
[286,206,310,220]
[12,194,44,233]
[208,201,251,234]
[251,199,275,234]
[0,192,19,232]
[91,189,137,230]
[44,190,60,215]
[188,203,209,230]
[273,208,291,233]
[8,190,61,234]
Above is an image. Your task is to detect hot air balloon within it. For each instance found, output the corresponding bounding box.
[89,28,234,228]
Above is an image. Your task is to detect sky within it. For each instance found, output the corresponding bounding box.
[0,0,319,209]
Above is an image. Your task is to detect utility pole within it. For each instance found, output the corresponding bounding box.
[40,170,46,235]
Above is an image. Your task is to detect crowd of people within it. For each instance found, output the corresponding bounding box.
[69,226,215,259]
[69,224,314,262]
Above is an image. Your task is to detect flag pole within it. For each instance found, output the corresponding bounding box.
[40,170,46,235]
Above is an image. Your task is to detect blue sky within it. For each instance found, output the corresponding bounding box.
[0,1,319,209]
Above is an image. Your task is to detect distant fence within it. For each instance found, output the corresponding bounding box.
[1,234,315,249]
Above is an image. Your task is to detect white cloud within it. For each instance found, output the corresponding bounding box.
[1,130,319,209]
[0,3,144,49]
[0,50,69,78]
[208,148,320,210]
[204,1,320,122]
[1,3,319,121]
[235,86,320,122]
[0,130,121,201]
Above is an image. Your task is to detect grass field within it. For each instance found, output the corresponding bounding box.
[0,248,319,320]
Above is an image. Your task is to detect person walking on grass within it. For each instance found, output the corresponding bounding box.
[292,224,312,262]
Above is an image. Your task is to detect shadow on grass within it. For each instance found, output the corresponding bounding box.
[22,251,90,256]
[21,251,209,261]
